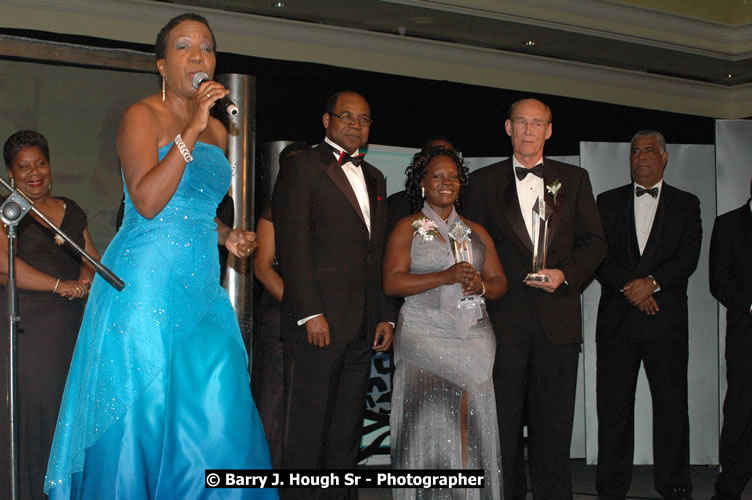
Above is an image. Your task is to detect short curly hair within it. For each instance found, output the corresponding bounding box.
[4,130,49,168]
[155,13,216,60]
[405,147,468,213]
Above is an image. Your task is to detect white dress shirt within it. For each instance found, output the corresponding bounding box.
[325,137,371,235]
[633,179,663,255]
[512,155,545,242]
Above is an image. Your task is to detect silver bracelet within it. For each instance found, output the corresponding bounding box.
[52,278,60,294]
[175,134,194,163]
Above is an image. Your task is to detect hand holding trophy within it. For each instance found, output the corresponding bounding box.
[525,196,553,282]
[448,219,485,309]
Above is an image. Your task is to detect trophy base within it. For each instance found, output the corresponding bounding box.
[524,273,551,282]
[458,295,485,309]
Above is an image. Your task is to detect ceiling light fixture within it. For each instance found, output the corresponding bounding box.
[525,40,536,47]
[272,1,285,8]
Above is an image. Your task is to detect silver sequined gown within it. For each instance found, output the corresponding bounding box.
[391,232,503,500]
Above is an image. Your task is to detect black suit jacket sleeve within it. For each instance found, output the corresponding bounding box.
[556,169,607,292]
[272,155,322,321]
[650,193,702,289]
[596,192,636,293]
[710,206,752,314]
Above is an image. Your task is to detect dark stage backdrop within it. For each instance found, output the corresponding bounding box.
[2,28,717,162]
[233,53,717,158]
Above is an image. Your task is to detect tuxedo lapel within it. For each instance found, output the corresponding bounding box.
[625,188,641,269]
[318,143,368,229]
[498,163,534,252]
[543,162,561,244]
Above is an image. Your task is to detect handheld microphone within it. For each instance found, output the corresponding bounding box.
[191,72,239,117]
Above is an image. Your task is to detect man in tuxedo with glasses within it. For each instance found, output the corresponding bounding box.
[273,90,394,499]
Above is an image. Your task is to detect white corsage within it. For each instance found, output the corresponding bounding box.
[546,178,562,205]
[411,216,440,241]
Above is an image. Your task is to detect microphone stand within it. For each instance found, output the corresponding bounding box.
[1,178,124,500]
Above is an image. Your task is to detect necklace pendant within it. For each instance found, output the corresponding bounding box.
[54,234,65,246]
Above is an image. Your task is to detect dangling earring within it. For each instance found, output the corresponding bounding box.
[421,186,425,198]
[162,76,166,102]
[10,177,14,189]
[48,182,52,193]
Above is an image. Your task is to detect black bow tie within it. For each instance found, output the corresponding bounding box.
[636,186,659,198]
[515,164,544,180]
[338,151,365,167]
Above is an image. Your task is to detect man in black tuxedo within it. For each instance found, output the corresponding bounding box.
[710,178,752,500]
[463,98,606,499]
[595,130,702,500]
[272,91,393,497]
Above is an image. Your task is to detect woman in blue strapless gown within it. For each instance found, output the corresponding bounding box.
[44,13,276,499]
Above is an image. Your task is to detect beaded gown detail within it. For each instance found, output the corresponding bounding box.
[45,142,276,499]
[390,208,503,500]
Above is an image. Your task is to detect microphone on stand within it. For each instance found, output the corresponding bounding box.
[191,72,239,117]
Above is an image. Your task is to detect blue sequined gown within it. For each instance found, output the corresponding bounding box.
[45,142,276,499]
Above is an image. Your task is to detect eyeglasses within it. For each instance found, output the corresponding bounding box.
[510,118,548,130]
[330,112,373,127]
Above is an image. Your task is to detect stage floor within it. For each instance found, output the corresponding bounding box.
[360,460,752,499]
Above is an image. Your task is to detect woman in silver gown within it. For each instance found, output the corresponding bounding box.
[384,147,508,499]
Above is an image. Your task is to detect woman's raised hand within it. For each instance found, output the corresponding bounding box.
[188,80,230,134]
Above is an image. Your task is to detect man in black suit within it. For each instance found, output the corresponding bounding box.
[710,178,752,500]
[595,130,702,500]
[463,98,606,499]
[272,91,393,497]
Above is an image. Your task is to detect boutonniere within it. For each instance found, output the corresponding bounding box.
[411,216,440,241]
[546,179,562,205]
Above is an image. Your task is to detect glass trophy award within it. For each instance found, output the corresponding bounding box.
[448,219,485,308]
[524,196,553,282]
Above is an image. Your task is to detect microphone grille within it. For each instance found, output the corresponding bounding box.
[192,72,210,89]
